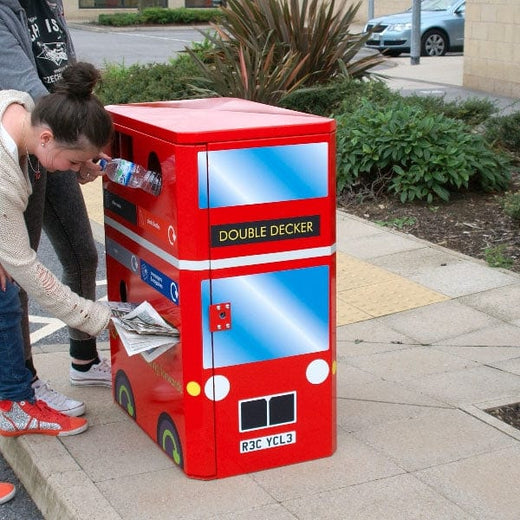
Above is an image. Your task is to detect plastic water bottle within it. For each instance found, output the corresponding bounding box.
[99,158,162,196]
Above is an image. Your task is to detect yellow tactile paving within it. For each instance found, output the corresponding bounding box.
[82,184,449,327]
[336,252,449,326]
[336,298,373,325]
[81,180,105,225]
[337,253,400,289]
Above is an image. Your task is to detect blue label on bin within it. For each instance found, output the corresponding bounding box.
[140,260,179,304]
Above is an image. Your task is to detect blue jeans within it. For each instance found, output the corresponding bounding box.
[0,281,34,402]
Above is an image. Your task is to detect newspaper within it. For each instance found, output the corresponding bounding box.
[108,301,179,358]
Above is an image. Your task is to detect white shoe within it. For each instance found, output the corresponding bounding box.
[32,379,86,417]
[70,358,112,387]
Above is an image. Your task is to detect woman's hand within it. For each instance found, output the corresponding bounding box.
[77,153,111,185]
[0,263,12,291]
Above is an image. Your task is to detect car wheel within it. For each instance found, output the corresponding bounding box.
[421,30,448,56]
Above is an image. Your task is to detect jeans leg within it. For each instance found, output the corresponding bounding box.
[0,282,34,402]
[43,171,99,361]
[21,167,48,369]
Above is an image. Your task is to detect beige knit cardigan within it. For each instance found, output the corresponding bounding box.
[0,89,110,336]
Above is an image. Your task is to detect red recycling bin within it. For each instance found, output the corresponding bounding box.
[104,97,336,479]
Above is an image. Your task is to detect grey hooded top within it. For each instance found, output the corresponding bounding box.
[0,0,76,101]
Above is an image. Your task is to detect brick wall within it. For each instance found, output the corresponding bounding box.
[463,0,520,97]
[63,0,183,21]
[356,0,410,21]
[64,0,410,22]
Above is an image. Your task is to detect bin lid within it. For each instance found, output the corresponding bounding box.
[105,97,335,144]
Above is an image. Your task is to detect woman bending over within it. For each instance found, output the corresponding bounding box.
[0,62,113,437]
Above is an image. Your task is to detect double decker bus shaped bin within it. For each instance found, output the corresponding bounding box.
[104,97,337,480]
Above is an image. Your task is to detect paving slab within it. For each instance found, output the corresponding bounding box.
[283,473,474,520]
[207,503,298,520]
[378,56,464,87]
[458,283,520,322]
[435,323,520,349]
[404,366,520,407]
[434,343,520,363]
[400,260,519,298]
[337,398,448,433]
[337,252,448,325]
[345,346,478,383]
[336,317,417,345]
[337,337,411,357]
[249,429,403,501]
[489,357,520,377]
[337,376,448,408]
[97,469,276,520]
[352,407,517,472]
[416,446,520,520]
[372,248,520,297]
[336,229,425,260]
[370,246,467,278]
[378,300,505,344]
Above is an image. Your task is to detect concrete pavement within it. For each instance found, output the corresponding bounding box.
[377,54,519,114]
[2,53,520,520]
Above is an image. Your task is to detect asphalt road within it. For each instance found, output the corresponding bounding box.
[69,24,207,67]
[0,456,43,520]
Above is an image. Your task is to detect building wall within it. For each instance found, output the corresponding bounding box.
[463,0,520,97]
[356,0,410,20]
[64,0,183,21]
[63,0,409,22]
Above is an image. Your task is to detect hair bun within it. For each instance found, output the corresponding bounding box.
[54,62,101,100]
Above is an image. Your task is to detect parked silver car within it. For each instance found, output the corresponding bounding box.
[364,0,465,57]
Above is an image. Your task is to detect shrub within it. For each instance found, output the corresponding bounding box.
[335,99,511,202]
[484,112,520,154]
[335,79,400,114]
[140,7,179,24]
[140,7,222,24]
[98,13,140,26]
[96,55,205,105]
[279,77,394,117]
[484,245,514,269]
[501,192,520,221]
[402,95,497,127]
[98,8,222,26]
[186,0,383,104]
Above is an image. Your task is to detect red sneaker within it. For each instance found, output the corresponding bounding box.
[0,482,16,504]
[0,400,88,437]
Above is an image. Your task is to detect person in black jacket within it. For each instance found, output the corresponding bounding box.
[0,0,111,418]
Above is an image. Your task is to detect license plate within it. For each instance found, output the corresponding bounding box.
[240,431,296,453]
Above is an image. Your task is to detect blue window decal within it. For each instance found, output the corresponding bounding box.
[202,265,329,368]
[198,142,328,208]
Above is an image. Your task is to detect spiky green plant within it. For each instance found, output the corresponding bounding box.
[186,0,383,104]
[187,29,309,104]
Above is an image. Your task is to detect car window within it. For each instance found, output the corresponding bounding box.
[421,0,454,10]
